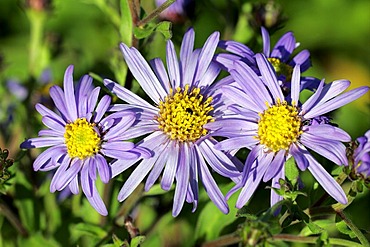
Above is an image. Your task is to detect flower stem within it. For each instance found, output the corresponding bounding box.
[336,210,370,247]
[0,198,29,237]
[270,234,363,247]
[137,0,176,27]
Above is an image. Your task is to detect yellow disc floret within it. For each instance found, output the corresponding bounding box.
[157,84,214,142]
[64,118,101,159]
[268,58,293,81]
[257,100,302,152]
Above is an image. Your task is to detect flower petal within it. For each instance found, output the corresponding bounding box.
[306,154,347,204]
[161,143,179,191]
[95,154,111,184]
[20,137,64,149]
[85,181,108,216]
[63,65,78,120]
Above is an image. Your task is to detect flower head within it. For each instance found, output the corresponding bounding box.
[20,65,148,215]
[353,130,370,178]
[216,27,320,94]
[206,53,369,208]
[104,28,241,216]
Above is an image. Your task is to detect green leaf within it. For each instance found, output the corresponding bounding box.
[71,222,107,241]
[130,236,146,247]
[120,0,133,46]
[155,21,172,40]
[195,187,239,241]
[134,24,156,39]
[285,156,299,185]
[336,220,356,238]
[300,219,331,236]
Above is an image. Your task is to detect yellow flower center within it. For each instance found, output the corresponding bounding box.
[257,100,302,152]
[64,118,101,159]
[268,58,293,81]
[157,85,214,142]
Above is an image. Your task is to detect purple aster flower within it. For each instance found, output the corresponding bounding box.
[156,0,194,23]
[206,53,369,209]
[215,27,320,94]
[20,65,149,216]
[104,28,242,217]
[353,130,370,178]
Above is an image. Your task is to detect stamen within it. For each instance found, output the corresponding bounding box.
[257,101,302,152]
[64,118,101,159]
[157,85,214,142]
[268,58,293,81]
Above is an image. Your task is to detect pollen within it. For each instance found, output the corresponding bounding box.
[64,118,101,159]
[257,100,302,152]
[157,84,214,142]
[268,58,293,81]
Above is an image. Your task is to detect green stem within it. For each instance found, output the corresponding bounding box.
[28,9,46,78]
[336,210,370,247]
[270,234,363,247]
[137,0,176,27]
[202,233,240,247]
[0,198,29,237]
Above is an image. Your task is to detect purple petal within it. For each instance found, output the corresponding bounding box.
[145,145,168,191]
[291,50,311,72]
[85,181,108,216]
[55,159,82,191]
[88,157,97,180]
[161,143,179,191]
[50,156,70,193]
[180,28,195,70]
[76,75,93,117]
[120,44,167,103]
[198,139,240,177]
[306,154,347,204]
[93,95,111,123]
[86,87,101,119]
[290,65,301,104]
[166,40,181,88]
[193,31,220,84]
[42,116,65,133]
[289,143,309,171]
[304,86,369,119]
[63,65,78,120]
[236,152,273,208]
[301,79,325,115]
[102,141,135,151]
[103,113,136,140]
[271,32,295,62]
[263,149,285,182]
[255,53,284,101]
[38,129,61,137]
[261,27,270,56]
[69,175,79,194]
[150,58,170,94]
[104,79,155,109]
[49,86,69,121]
[218,40,255,62]
[197,62,221,88]
[21,137,64,149]
[33,145,66,171]
[117,157,156,202]
[95,154,111,183]
[35,103,66,125]
[309,80,350,110]
[197,148,229,214]
[303,124,351,142]
[215,136,259,151]
[300,133,348,166]
[101,149,140,160]
[222,85,262,112]
[81,163,93,197]
[172,144,190,216]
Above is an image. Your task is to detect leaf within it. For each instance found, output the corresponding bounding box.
[130,236,146,247]
[195,186,239,241]
[134,24,156,39]
[285,156,299,185]
[300,219,332,236]
[120,0,133,46]
[155,21,172,40]
[336,220,356,238]
[71,222,107,241]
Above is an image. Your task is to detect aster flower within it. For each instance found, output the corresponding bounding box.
[104,28,241,216]
[353,130,370,178]
[206,53,369,209]
[156,0,194,23]
[20,65,149,216]
[215,27,320,94]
